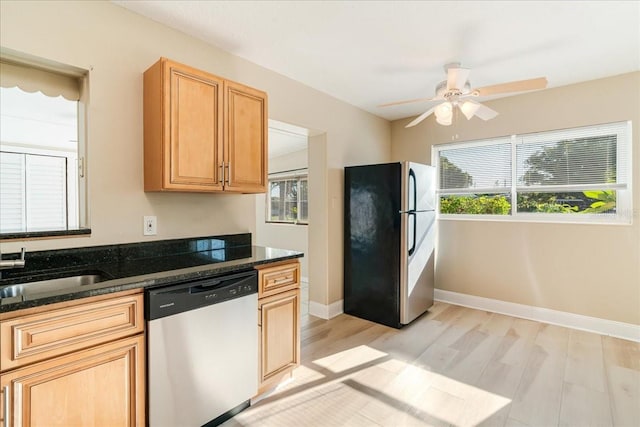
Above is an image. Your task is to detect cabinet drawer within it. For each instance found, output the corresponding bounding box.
[257,261,300,298]
[0,294,144,372]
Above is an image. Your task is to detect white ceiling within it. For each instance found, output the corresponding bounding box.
[269,128,308,159]
[114,1,640,122]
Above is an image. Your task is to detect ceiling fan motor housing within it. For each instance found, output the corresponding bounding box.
[435,80,471,102]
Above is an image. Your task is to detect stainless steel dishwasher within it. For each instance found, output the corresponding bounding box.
[146,270,258,427]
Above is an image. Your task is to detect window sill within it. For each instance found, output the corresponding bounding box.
[264,221,308,226]
[437,215,632,226]
[0,228,92,241]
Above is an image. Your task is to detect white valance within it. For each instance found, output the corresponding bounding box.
[0,61,80,101]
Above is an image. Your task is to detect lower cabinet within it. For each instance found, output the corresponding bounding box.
[0,291,145,427]
[259,289,300,386]
[256,261,301,394]
[1,335,144,427]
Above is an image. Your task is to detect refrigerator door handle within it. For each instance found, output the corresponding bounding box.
[409,168,417,212]
[408,212,417,256]
[399,209,435,214]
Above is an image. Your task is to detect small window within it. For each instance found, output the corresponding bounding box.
[0,55,87,236]
[266,173,308,224]
[433,121,632,224]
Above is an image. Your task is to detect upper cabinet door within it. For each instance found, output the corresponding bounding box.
[167,64,224,191]
[224,80,268,193]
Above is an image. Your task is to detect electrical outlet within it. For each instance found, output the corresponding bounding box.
[144,216,157,236]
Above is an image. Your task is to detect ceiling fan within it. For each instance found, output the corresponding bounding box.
[379,63,548,128]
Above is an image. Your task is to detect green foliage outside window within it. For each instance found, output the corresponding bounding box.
[441,190,616,215]
[440,195,511,215]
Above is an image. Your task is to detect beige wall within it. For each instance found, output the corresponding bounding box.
[0,1,391,308]
[268,148,308,174]
[255,149,309,277]
[391,72,640,325]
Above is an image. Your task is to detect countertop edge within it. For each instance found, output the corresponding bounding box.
[0,252,303,313]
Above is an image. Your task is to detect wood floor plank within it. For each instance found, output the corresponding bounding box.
[504,418,530,427]
[498,318,541,367]
[559,382,613,427]
[604,364,640,426]
[564,329,607,392]
[602,334,640,426]
[603,335,640,371]
[507,323,568,426]
[368,313,449,366]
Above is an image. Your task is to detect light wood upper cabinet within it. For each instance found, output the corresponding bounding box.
[224,80,268,193]
[169,66,224,190]
[144,57,267,193]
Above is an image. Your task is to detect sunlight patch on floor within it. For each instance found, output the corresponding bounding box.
[312,344,389,373]
[234,344,512,426]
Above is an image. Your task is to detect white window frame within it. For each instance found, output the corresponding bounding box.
[266,172,308,225]
[0,52,88,237]
[432,121,633,225]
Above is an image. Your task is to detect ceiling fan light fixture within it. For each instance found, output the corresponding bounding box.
[460,100,480,120]
[436,113,452,126]
[435,102,453,119]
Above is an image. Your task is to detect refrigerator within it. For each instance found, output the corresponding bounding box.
[344,161,436,328]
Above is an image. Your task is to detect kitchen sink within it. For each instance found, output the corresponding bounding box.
[0,272,112,299]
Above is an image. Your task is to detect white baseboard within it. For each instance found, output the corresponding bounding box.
[434,289,640,343]
[309,299,343,319]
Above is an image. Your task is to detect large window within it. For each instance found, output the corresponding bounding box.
[433,121,632,224]
[0,56,86,236]
[266,173,308,224]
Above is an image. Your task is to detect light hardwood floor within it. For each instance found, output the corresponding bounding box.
[223,302,640,427]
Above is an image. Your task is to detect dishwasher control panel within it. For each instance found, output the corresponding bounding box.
[146,270,258,320]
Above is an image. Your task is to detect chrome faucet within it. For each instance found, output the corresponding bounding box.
[0,247,26,270]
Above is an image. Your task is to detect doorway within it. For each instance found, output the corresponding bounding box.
[256,120,310,314]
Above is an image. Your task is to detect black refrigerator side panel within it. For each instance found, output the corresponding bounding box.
[344,163,401,328]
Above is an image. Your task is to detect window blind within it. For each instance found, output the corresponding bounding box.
[0,152,26,232]
[438,138,512,194]
[0,152,67,232]
[26,154,67,231]
[516,122,628,191]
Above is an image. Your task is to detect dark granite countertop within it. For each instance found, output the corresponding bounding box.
[0,234,303,313]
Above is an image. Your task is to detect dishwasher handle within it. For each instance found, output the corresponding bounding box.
[189,273,254,294]
[146,269,258,320]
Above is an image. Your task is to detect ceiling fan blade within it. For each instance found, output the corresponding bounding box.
[405,105,437,128]
[473,103,499,121]
[447,67,470,90]
[378,96,439,108]
[472,77,547,97]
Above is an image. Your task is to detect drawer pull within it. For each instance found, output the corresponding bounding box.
[2,385,9,427]
[271,276,293,285]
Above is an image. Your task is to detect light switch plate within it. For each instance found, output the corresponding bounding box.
[144,216,157,236]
